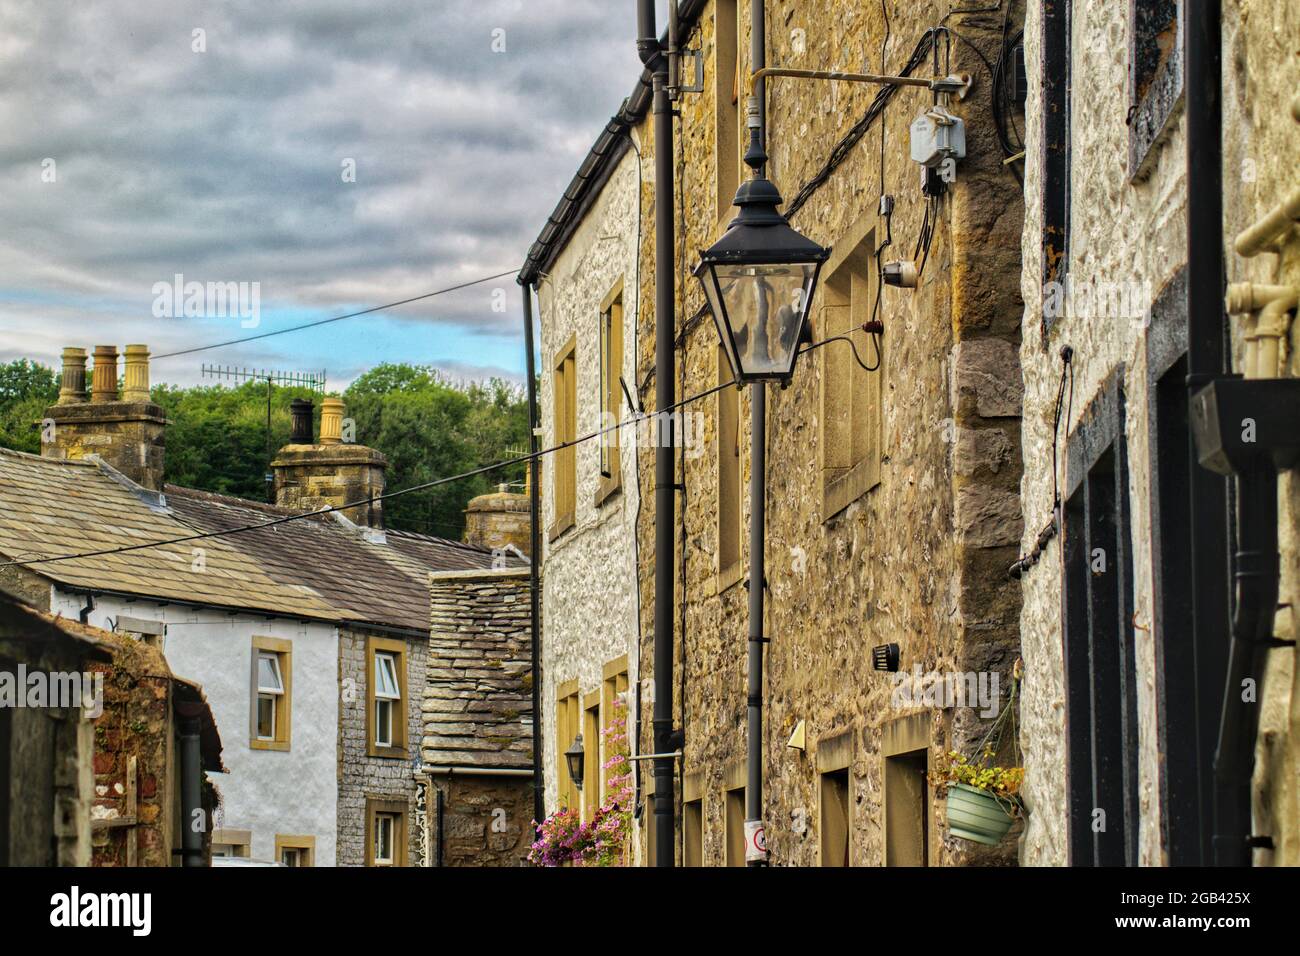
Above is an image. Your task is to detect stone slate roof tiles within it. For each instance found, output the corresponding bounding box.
[0,447,507,634]
[423,568,534,769]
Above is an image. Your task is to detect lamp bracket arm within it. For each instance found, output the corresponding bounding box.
[750,67,972,101]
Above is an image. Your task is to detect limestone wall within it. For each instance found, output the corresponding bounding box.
[1017,0,1300,866]
[1219,1,1299,866]
[336,627,426,866]
[536,143,645,848]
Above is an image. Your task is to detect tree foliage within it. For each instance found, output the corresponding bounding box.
[0,359,59,453]
[0,359,528,539]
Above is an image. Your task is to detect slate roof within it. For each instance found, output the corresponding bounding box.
[165,486,497,633]
[0,447,508,634]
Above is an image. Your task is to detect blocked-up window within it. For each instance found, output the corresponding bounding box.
[684,799,703,867]
[884,750,928,866]
[598,280,624,504]
[717,347,742,581]
[551,335,577,539]
[1062,375,1139,866]
[820,221,882,519]
[555,681,580,810]
[714,0,741,223]
[725,786,746,867]
[820,769,850,866]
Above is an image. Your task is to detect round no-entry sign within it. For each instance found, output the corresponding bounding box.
[744,819,768,863]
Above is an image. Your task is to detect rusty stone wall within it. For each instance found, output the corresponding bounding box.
[89,631,217,867]
[428,773,533,866]
[633,0,1024,866]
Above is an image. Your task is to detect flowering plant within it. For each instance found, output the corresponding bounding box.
[931,748,1025,802]
[528,697,634,867]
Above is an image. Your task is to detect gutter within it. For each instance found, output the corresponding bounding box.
[426,766,534,777]
[521,283,546,831]
[1182,0,1235,866]
[516,0,707,287]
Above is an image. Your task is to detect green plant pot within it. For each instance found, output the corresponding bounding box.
[945,783,1016,845]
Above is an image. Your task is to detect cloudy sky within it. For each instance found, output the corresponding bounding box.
[0,0,646,388]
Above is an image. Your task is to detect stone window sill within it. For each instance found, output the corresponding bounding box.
[715,561,745,596]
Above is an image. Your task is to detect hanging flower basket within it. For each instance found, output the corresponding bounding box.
[930,659,1025,847]
[945,783,1016,846]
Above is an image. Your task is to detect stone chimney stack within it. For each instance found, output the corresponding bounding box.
[271,397,387,528]
[463,483,531,556]
[41,344,167,491]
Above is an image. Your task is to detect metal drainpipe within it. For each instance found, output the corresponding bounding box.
[639,0,677,867]
[745,0,768,869]
[521,283,545,832]
[179,716,203,867]
[1183,0,1235,866]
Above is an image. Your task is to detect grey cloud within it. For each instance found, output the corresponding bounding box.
[0,0,641,379]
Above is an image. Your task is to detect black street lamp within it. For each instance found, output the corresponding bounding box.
[565,733,585,791]
[695,98,829,866]
[694,126,829,384]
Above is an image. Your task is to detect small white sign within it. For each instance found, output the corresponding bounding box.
[744,819,768,863]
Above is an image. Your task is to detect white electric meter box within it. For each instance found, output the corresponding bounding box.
[909,108,966,168]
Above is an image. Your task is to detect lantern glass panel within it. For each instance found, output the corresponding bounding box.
[712,262,818,379]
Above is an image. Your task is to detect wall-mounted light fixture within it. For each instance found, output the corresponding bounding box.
[872,643,901,672]
[787,720,806,752]
[565,733,585,790]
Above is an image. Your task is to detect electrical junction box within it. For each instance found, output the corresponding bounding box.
[910,107,966,168]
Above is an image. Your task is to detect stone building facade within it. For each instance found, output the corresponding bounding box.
[635,0,1025,868]
[336,625,428,867]
[522,126,647,854]
[1016,0,1300,867]
[422,568,535,866]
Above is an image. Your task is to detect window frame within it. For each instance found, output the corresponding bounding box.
[1127,0,1183,180]
[249,636,291,752]
[554,679,580,810]
[550,334,578,540]
[365,797,408,867]
[274,834,316,868]
[713,0,742,229]
[366,636,408,759]
[596,278,625,506]
[211,829,251,859]
[1061,367,1139,867]
[819,213,883,520]
[716,346,743,591]
[601,655,630,802]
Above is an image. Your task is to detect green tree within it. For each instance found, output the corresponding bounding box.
[0,358,59,453]
[343,365,528,537]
